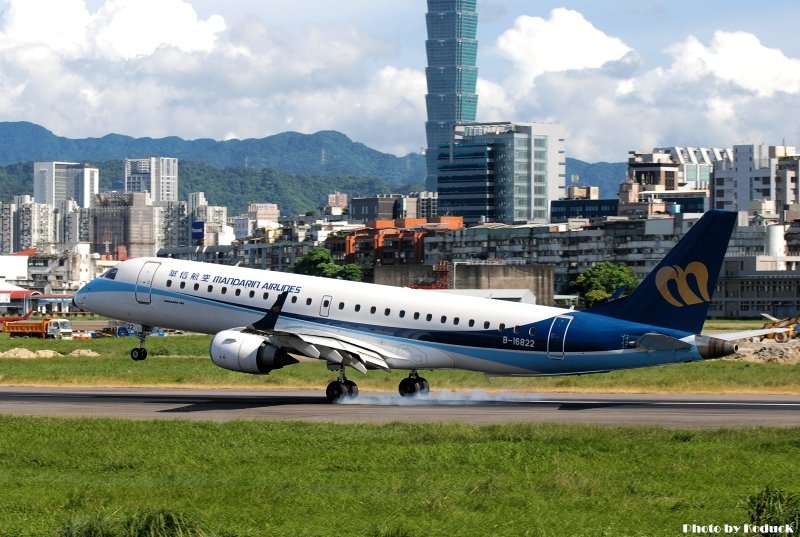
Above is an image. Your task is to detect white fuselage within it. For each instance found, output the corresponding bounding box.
[75,257,705,376]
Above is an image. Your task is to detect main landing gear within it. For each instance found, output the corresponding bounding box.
[326,365,358,403]
[130,325,152,361]
[324,368,430,403]
[399,371,429,397]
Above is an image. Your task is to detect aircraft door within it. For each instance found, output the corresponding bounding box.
[547,315,573,360]
[319,295,333,317]
[135,261,161,304]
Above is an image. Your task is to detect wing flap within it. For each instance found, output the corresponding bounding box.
[262,329,400,372]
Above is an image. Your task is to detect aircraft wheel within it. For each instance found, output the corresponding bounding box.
[130,348,148,361]
[415,377,430,395]
[344,379,359,398]
[398,377,417,397]
[326,380,349,403]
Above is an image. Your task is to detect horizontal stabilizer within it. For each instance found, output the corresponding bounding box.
[705,328,789,341]
[635,333,692,352]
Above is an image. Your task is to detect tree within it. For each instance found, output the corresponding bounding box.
[570,261,638,308]
[293,247,364,282]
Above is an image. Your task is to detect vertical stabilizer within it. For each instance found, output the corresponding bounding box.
[587,210,736,333]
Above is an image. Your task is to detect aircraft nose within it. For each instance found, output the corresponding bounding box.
[73,284,90,311]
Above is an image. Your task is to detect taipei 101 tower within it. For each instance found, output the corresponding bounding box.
[424,0,479,192]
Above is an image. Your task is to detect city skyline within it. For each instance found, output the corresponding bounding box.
[0,0,798,162]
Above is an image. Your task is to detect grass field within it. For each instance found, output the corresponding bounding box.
[0,416,798,537]
[1,333,799,394]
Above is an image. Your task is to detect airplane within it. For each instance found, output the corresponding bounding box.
[73,209,770,402]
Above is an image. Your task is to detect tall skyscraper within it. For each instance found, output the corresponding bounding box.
[124,157,178,203]
[424,0,478,192]
[33,162,99,209]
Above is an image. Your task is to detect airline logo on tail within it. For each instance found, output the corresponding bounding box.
[655,261,710,307]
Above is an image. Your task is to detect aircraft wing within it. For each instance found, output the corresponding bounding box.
[262,328,403,373]
[243,327,409,373]
[704,328,789,341]
[238,290,408,373]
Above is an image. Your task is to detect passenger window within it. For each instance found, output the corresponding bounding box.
[499,323,506,331]
[355,304,361,312]
[263,292,269,300]
[426,314,432,322]
[235,289,241,296]
[484,321,490,329]
[291,296,298,303]
[453,317,459,325]
[221,287,227,294]
[399,310,405,318]
[513,325,520,334]
[528,328,536,336]
[468,319,475,327]
[166,280,172,287]
[249,290,255,298]
[338,302,345,310]
[414,312,420,320]
[440,316,447,323]
[385,308,391,316]
[307,298,312,305]
[194,283,199,291]
[323,299,329,308]
[208,285,213,292]
[370,306,377,314]
[180,281,186,289]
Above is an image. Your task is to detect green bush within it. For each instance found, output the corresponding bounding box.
[742,485,800,535]
[59,513,116,537]
[122,508,211,537]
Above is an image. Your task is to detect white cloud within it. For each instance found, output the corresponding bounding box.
[494,8,632,92]
[90,0,225,60]
[667,31,800,98]
[1,1,800,163]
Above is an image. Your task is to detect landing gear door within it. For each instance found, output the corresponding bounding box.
[547,315,573,360]
[135,261,160,304]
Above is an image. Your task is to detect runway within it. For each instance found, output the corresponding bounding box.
[1,387,800,427]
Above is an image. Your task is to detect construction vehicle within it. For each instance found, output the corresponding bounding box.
[760,314,800,343]
[3,318,73,339]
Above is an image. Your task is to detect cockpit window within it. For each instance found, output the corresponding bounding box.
[102,267,119,280]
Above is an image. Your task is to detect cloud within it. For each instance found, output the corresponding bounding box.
[666,31,800,98]
[480,12,800,162]
[494,8,632,92]
[0,0,424,155]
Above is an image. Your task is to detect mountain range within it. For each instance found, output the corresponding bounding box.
[0,121,626,215]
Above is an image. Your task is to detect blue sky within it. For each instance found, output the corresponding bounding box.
[2,0,799,162]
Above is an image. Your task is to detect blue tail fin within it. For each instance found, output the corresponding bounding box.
[587,210,737,333]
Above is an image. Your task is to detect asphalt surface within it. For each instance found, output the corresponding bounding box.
[1,387,799,427]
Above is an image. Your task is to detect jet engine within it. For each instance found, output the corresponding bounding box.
[210,330,299,374]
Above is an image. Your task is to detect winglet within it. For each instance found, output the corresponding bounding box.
[250,291,290,331]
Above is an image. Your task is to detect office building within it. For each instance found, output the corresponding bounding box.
[89,192,156,259]
[424,0,479,191]
[124,157,178,202]
[712,145,800,213]
[33,161,99,208]
[437,122,566,225]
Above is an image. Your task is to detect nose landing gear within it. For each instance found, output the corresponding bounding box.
[130,325,152,361]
